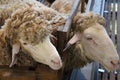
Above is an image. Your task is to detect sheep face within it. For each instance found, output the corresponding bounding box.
[20,36,62,70]
[66,13,119,71]
[81,24,119,71]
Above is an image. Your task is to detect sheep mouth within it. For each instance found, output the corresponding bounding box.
[49,60,62,70]
[100,61,118,72]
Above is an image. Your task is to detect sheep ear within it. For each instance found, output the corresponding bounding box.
[63,32,81,51]
[50,34,57,41]
[9,43,20,67]
[50,34,57,44]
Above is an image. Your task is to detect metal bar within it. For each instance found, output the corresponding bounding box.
[117,0,120,58]
[91,62,99,80]
[85,0,93,12]
[63,0,81,39]
[90,0,95,11]
[37,0,45,3]
[92,0,104,15]
[109,73,115,80]
[100,0,105,16]
[104,0,109,33]
[111,0,116,44]
[102,72,108,80]
[81,0,85,12]
[117,74,120,80]
[106,0,112,35]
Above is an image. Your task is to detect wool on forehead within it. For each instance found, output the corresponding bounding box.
[74,12,106,32]
[3,7,51,45]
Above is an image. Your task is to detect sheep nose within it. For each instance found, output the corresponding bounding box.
[51,59,60,65]
[110,60,119,67]
[49,54,62,67]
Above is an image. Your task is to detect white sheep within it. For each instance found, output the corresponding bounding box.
[0,0,64,70]
[51,0,119,71]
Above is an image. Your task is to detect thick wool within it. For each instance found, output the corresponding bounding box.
[0,29,35,66]
[51,0,83,14]
[51,0,105,31]
[73,12,106,32]
[0,0,45,26]
[0,4,67,66]
[3,6,67,45]
[4,7,49,45]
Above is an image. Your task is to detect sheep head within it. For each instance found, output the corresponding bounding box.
[65,12,119,71]
[2,7,62,70]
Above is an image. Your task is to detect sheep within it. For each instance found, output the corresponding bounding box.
[0,0,65,70]
[0,0,119,71]
[51,0,119,71]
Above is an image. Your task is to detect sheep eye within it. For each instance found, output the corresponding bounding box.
[23,42,27,45]
[86,37,92,40]
[85,34,93,40]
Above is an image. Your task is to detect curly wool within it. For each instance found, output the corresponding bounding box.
[0,0,27,26]
[0,4,67,66]
[0,29,11,65]
[2,5,67,45]
[0,0,45,26]
[51,0,105,32]
[73,12,106,32]
[0,29,35,66]
[3,7,51,45]
[51,0,82,14]
[0,0,67,45]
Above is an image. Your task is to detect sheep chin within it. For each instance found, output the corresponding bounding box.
[99,60,118,72]
[101,64,113,72]
[48,64,62,70]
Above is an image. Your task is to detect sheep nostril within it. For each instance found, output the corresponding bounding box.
[111,60,119,66]
[51,60,60,65]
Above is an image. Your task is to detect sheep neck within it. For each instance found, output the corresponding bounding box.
[65,42,92,70]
